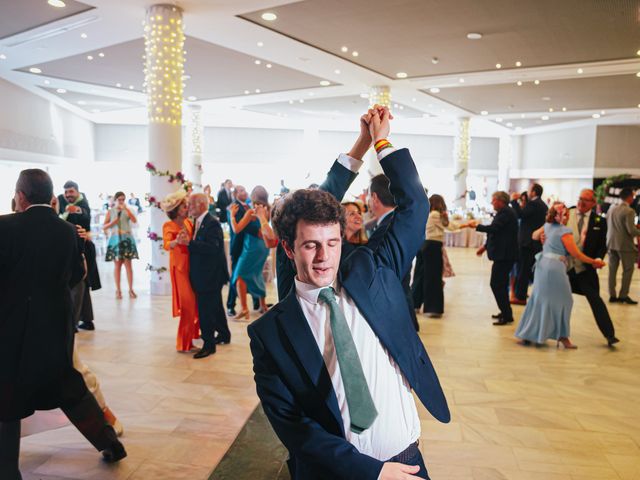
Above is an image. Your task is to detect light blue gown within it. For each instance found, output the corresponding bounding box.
[515,223,573,344]
[230,220,269,298]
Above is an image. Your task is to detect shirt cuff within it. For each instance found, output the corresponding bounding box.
[337,153,364,173]
[377,146,396,161]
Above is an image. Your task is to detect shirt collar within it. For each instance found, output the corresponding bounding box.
[26,204,53,211]
[376,208,394,226]
[294,277,337,305]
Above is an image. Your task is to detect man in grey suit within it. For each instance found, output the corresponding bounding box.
[606,187,640,304]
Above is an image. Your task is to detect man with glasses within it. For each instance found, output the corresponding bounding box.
[567,189,619,347]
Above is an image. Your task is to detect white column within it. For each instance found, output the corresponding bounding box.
[497,135,512,192]
[453,117,470,209]
[366,86,391,176]
[184,103,203,192]
[144,4,185,295]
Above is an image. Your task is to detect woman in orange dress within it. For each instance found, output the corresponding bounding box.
[161,190,199,352]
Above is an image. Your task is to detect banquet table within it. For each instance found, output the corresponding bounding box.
[444,228,486,248]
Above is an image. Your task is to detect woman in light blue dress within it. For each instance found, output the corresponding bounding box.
[515,202,606,348]
[104,191,139,299]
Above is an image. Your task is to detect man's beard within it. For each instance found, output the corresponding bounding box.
[65,195,77,202]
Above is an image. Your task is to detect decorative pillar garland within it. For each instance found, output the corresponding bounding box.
[144,4,185,296]
[453,117,470,209]
[184,103,203,191]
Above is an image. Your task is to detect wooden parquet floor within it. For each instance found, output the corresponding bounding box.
[18,249,640,480]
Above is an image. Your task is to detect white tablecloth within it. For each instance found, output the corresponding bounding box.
[444,228,486,248]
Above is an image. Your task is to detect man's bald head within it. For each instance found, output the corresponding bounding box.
[577,188,596,214]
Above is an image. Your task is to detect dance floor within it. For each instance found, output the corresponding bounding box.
[19,249,640,480]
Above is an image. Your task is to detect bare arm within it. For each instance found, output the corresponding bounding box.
[561,233,605,268]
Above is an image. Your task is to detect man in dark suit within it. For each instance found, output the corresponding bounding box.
[473,191,519,325]
[275,113,375,301]
[0,170,125,479]
[510,183,548,304]
[567,189,619,346]
[179,193,230,358]
[249,108,449,480]
[216,179,233,223]
[367,174,420,330]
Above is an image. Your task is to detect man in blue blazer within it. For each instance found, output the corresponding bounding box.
[178,193,230,358]
[249,108,449,480]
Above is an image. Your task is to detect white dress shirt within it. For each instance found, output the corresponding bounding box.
[567,209,590,273]
[294,278,421,461]
[194,211,208,234]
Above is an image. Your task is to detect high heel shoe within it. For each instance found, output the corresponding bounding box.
[233,310,250,320]
[115,290,122,300]
[557,337,577,349]
[129,290,137,299]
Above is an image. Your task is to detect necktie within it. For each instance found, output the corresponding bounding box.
[318,287,377,434]
[578,213,585,234]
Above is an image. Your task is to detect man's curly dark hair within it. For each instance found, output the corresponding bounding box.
[272,189,346,249]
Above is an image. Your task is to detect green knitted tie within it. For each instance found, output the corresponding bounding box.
[318,287,378,433]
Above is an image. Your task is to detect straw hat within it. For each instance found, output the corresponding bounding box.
[161,189,188,213]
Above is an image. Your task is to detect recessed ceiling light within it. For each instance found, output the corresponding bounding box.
[495,63,501,69]
[520,114,526,118]
[516,81,522,86]
[341,46,348,53]
[299,99,304,103]
[254,59,261,65]
[506,122,513,127]
[48,0,66,7]
[459,78,465,83]
[80,32,87,38]
[320,80,331,86]
[534,80,540,85]
[541,115,549,120]
[396,72,408,79]
[266,63,272,68]
[255,88,261,93]
[77,100,86,105]
[466,32,482,40]
[495,117,503,122]
[56,88,66,93]
[548,108,554,112]
[334,69,341,74]
[431,57,439,64]
[600,110,606,115]
[637,104,640,108]
[429,87,440,93]
[0,54,6,60]
[244,90,250,94]
[577,68,584,74]
[187,96,197,101]
[87,55,93,60]
[480,110,488,115]
[288,100,294,104]
[129,85,134,90]
[43,80,50,84]
[261,12,277,21]
[29,67,42,74]
[637,50,640,56]
[636,72,640,77]
[98,52,104,57]
[116,83,122,87]
[257,41,264,47]
[562,107,567,111]
[515,61,522,67]
[592,113,601,119]
[352,51,359,57]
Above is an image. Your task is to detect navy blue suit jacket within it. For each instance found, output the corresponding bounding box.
[188,213,229,293]
[248,149,449,480]
[476,207,519,262]
[510,197,548,249]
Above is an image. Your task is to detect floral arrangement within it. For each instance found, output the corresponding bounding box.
[595,174,631,205]
[145,162,186,184]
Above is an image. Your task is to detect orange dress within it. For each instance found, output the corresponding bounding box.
[163,220,200,351]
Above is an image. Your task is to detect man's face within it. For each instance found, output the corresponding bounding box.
[235,186,248,202]
[225,180,233,190]
[285,220,342,288]
[64,187,78,202]
[491,196,504,211]
[577,192,596,214]
[188,198,200,217]
[527,186,535,199]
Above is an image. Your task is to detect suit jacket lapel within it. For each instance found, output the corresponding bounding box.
[277,292,344,436]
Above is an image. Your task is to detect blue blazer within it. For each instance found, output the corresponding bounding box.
[248,149,449,480]
[188,213,229,293]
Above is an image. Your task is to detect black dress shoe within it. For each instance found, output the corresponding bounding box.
[607,336,620,347]
[102,440,127,463]
[193,346,216,359]
[493,318,513,325]
[214,338,231,345]
[78,321,95,331]
[609,296,619,303]
[491,313,503,319]
[227,308,237,317]
[619,297,638,305]
[252,298,260,311]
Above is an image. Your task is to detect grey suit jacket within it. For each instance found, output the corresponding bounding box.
[606,202,640,252]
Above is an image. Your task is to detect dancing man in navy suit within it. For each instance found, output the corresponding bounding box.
[248,107,449,480]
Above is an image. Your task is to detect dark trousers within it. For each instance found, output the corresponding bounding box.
[569,268,615,339]
[226,256,239,310]
[197,288,230,347]
[515,246,538,300]
[422,240,444,314]
[411,243,426,308]
[0,391,117,480]
[81,280,94,324]
[388,447,430,479]
[70,280,86,328]
[491,260,514,321]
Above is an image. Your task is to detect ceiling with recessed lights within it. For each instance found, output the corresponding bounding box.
[0,0,638,133]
